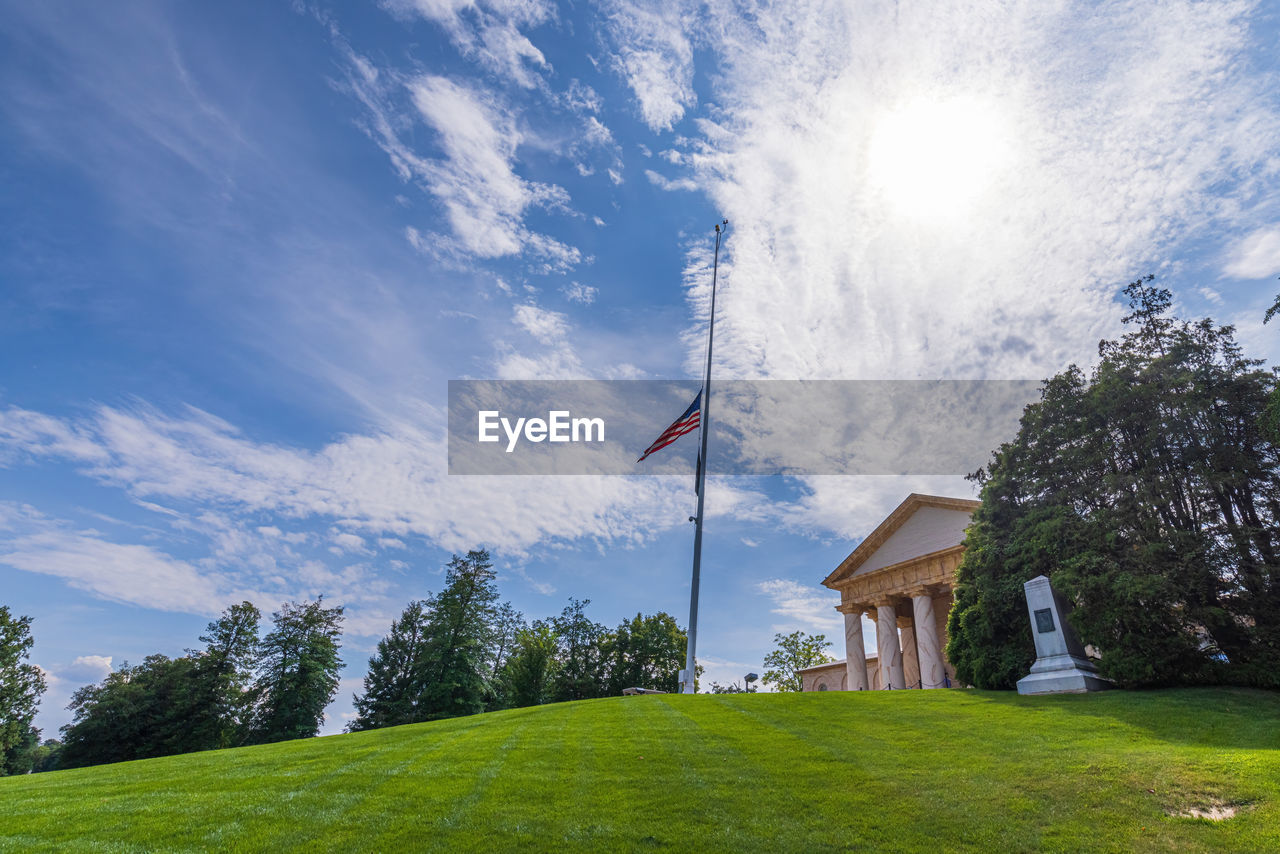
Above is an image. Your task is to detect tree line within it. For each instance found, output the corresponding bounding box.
[0,598,345,773]
[0,549,693,773]
[346,550,690,731]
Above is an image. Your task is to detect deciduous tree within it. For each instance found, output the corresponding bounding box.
[0,606,45,776]
[604,612,687,695]
[762,631,832,692]
[500,623,560,707]
[549,598,608,702]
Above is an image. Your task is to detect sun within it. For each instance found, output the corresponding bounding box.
[867,96,1010,221]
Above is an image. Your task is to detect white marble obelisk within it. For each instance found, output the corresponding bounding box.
[1016,575,1113,695]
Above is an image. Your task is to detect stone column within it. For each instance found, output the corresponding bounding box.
[899,618,920,689]
[911,590,946,689]
[841,607,870,691]
[875,601,905,690]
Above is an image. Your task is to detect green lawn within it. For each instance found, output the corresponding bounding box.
[2,688,1278,852]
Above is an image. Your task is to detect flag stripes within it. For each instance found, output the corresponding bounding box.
[637,391,702,462]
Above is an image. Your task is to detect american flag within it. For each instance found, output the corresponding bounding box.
[637,391,702,462]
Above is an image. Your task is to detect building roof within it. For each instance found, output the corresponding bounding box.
[796,659,850,674]
[821,493,980,589]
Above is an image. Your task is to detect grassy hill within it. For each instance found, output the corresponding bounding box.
[2,688,1278,853]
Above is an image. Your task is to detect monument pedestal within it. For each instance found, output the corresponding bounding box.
[1016,575,1113,696]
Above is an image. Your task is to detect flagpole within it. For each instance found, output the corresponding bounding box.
[683,219,727,695]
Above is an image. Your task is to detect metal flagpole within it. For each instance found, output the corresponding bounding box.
[682,219,727,695]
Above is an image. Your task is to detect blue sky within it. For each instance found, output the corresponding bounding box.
[3,0,1280,735]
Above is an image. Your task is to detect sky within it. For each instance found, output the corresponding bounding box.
[2,0,1279,736]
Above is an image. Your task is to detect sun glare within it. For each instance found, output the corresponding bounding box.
[867,97,1009,221]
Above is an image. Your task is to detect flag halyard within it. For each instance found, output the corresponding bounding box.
[636,391,702,462]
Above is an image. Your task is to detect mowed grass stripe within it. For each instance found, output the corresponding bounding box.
[2,689,1279,853]
[285,713,515,851]
[674,693,945,852]
[709,690,1279,853]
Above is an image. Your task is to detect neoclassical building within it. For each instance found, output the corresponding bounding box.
[799,494,980,691]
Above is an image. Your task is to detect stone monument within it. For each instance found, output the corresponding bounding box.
[1016,575,1113,695]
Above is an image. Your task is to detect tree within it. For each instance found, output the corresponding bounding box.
[0,607,46,776]
[1264,288,1280,445]
[709,681,757,694]
[604,612,688,695]
[948,277,1280,688]
[549,598,609,702]
[414,550,500,720]
[487,602,524,681]
[30,738,61,773]
[250,598,344,743]
[187,601,261,749]
[59,654,201,768]
[3,723,41,777]
[500,623,560,707]
[762,631,833,692]
[348,600,432,731]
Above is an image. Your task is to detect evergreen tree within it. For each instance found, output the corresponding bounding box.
[548,598,608,702]
[604,612,687,695]
[1263,289,1280,445]
[415,550,499,720]
[348,600,432,731]
[0,606,45,776]
[250,599,344,743]
[948,277,1280,688]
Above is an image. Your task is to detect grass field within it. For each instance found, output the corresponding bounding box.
[2,688,1278,853]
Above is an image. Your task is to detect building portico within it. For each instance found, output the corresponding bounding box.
[801,494,978,691]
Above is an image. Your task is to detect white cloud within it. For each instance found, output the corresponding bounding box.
[667,0,1280,384]
[0,526,234,615]
[329,531,368,554]
[63,655,113,682]
[755,578,842,635]
[508,563,555,595]
[1223,225,1280,280]
[408,75,540,257]
[776,476,976,541]
[338,50,579,269]
[0,408,109,465]
[1198,286,1224,305]
[0,404,700,559]
[513,303,570,344]
[601,0,698,131]
[561,281,598,304]
[644,169,698,193]
[384,0,555,89]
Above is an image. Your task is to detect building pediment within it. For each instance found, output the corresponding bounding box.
[822,494,979,590]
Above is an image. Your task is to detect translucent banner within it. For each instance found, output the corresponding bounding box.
[447,380,1040,476]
